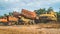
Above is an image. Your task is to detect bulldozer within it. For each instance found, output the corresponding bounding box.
[39,11,57,23]
[0,16,18,25]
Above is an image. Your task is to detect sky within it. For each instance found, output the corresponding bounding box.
[0,0,60,15]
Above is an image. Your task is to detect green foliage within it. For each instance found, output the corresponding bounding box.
[47,7,53,12]
[0,16,3,18]
[9,12,13,16]
[34,8,46,15]
[56,12,60,22]
[3,12,13,17]
[4,14,8,17]
[34,7,54,15]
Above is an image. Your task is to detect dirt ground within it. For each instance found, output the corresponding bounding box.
[0,23,60,34]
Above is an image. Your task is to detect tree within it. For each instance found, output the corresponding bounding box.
[34,8,46,15]
[4,14,8,17]
[57,8,60,17]
[56,8,60,22]
[9,12,13,16]
[0,16,3,18]
[47,7,53,12]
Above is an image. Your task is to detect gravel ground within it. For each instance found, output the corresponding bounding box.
[0,24,60,34]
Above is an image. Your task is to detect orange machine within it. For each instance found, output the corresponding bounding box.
[8,16,18,21]
[0,16,18,25]
[0,19,7,22]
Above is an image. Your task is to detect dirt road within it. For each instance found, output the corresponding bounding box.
[0,24,60,34]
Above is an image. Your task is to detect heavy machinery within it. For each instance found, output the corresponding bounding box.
[21,9,36,19]
[0,9,57,25]
[18,9,37,25]
[0,16,18,25]
[39,11,57,23]
[0,9,37,25]
[18,16,34,25]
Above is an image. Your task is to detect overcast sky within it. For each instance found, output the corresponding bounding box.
[0,0,60,15]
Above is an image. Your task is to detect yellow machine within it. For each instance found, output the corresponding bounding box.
[18,16,35,25]
[39,11,57,22]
